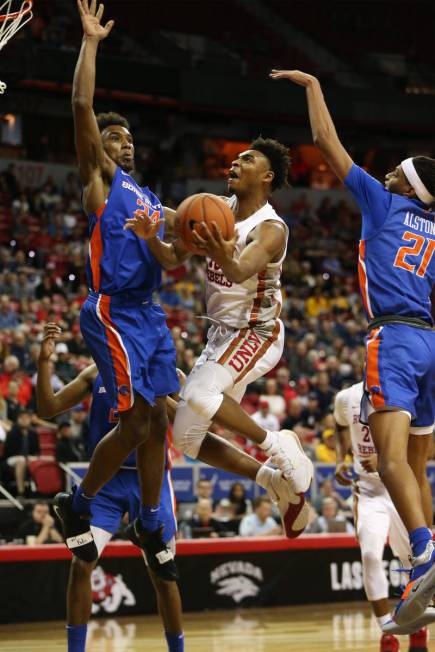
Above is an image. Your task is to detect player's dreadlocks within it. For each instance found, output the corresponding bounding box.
[250,136,291,192]
[96,112,130,132]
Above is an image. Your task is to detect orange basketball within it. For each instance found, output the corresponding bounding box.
[176,193,235,256]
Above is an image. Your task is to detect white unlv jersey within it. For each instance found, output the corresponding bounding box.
[205,196,289,329]
[333,382,381,481]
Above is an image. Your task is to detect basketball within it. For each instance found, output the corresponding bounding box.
[176,193,235,256]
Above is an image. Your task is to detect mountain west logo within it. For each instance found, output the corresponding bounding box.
[91,566,136,614]
[210,561,263,603]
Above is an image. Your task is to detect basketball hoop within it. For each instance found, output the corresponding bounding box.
[0,0,33,93]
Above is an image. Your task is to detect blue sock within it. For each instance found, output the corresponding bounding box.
[410,527,432,558]
[139,504,160,531]
[165,631,184,652]
[67,624,87,652]
[71,485,94,516]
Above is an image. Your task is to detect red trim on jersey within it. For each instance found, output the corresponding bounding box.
[97,295,133,412]
[366,328,385,408]
[235,320,281,384]
[89,202,106,293]
[248,270,266,326]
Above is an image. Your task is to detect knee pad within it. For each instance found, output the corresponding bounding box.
[181,362,231,422]
[172,400,210,459]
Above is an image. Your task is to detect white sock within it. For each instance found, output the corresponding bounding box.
[376,613,392,630]
[255,464,274,490]
[259,430,279,454]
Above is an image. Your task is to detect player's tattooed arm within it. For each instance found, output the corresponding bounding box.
[334,423,353,486]
[192,220,285,283]
[36,324,96,418]
[73,1,115,191]
[270,69,353,182]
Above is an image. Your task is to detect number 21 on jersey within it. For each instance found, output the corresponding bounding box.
[394,231,435,278]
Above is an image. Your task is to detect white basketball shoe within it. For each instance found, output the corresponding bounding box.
[267,430,314,493]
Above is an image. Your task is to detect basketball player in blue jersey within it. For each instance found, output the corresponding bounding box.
[54,0,180,575]
[270,68,435,627]
[37,324,184,652]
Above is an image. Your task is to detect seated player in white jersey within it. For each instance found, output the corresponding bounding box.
[36,324,184,652]
[334,382,434,652]
[125,137,313,538]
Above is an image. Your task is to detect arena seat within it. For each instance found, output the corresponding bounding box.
[36,428,57,459]
[28,459,63,495]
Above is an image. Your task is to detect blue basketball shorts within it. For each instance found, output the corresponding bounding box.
[362,323,435,431]
[90,467,177,544]
[80,291,179,411]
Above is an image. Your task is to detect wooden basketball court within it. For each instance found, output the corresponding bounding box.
[1,602,434,651]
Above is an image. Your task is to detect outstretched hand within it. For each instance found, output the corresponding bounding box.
[269,69,317,87]
[124,210,164,241]
[77,0,114,41]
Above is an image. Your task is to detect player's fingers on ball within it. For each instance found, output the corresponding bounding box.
[192,228,207,244]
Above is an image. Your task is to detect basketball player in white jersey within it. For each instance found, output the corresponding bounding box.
[334,382,434,651]
[125,137,313,538]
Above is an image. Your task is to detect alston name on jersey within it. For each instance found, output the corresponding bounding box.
[403,211,435,236]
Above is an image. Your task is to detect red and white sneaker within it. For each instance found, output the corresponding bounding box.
[267,468,310,538]
[380,633,400,652]
[409,626,429,652]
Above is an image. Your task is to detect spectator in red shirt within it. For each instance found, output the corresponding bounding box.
[0,356,32,406]
[275,367,298,409]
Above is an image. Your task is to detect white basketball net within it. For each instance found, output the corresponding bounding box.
[0,0,33,94]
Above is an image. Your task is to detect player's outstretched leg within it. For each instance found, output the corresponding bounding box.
[174,400,309,538]
[180,361,313,493]
[370,411,435,626]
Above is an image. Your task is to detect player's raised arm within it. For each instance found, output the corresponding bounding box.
[36,323,95,418]
[270,69,353,182]
[72,0,115,188]
[124,206,192,270]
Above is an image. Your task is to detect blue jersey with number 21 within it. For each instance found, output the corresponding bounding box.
[344,164,435,324]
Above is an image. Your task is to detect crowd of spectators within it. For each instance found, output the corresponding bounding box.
[0,161,373,542]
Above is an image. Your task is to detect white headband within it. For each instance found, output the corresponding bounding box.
[401,157,435,206]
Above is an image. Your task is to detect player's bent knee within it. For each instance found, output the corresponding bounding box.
[172,417,206,459]
[182,381,223,422]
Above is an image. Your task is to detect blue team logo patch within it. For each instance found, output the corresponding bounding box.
[370,385,381,394]
[118,385,131,396]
